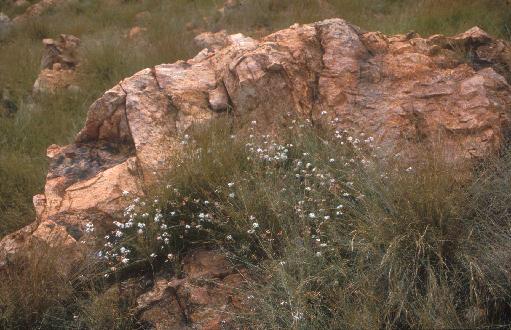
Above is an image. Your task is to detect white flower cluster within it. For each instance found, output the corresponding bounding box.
[101,119,376,268]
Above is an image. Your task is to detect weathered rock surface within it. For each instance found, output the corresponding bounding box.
[194,30,230,51]
[1,18,511,328]
[136,250,247,329]
[33,34,81,93]
[40,34,80,70]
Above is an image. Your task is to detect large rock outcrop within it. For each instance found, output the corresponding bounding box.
[1,18,511,328]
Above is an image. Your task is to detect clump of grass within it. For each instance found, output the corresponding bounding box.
[76,284,138,330]
[237,138,511,329]
[0,242,138,329]
[101,117,511,328]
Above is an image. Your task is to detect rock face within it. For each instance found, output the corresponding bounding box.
[1,18,511,328]
[136,250,247,330]
[33,34,81,93]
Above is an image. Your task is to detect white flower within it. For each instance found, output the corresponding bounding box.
[252,222,259,228]
[227,182,234,187]
[150,253,157,258]
[228,192,235,198]
[309,213,316,219]
[115,230,123,237]
[138,222,146,228]
[167,253,174,260]
[324,216,330,220]
[185,225,191,229]
[84,222,94,233]
[226,235,233,240]
[292,311,304,321]
[315,251,322,257]
[247,229,255,234]
[121,257,129,264]
[329,158,335,163]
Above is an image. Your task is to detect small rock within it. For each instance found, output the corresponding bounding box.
[35,34,81,93]
[0,12,12,40]
[194,30,229,51]
[1,89,17,117]
[41,34,80,70]
[127,26,146,40]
